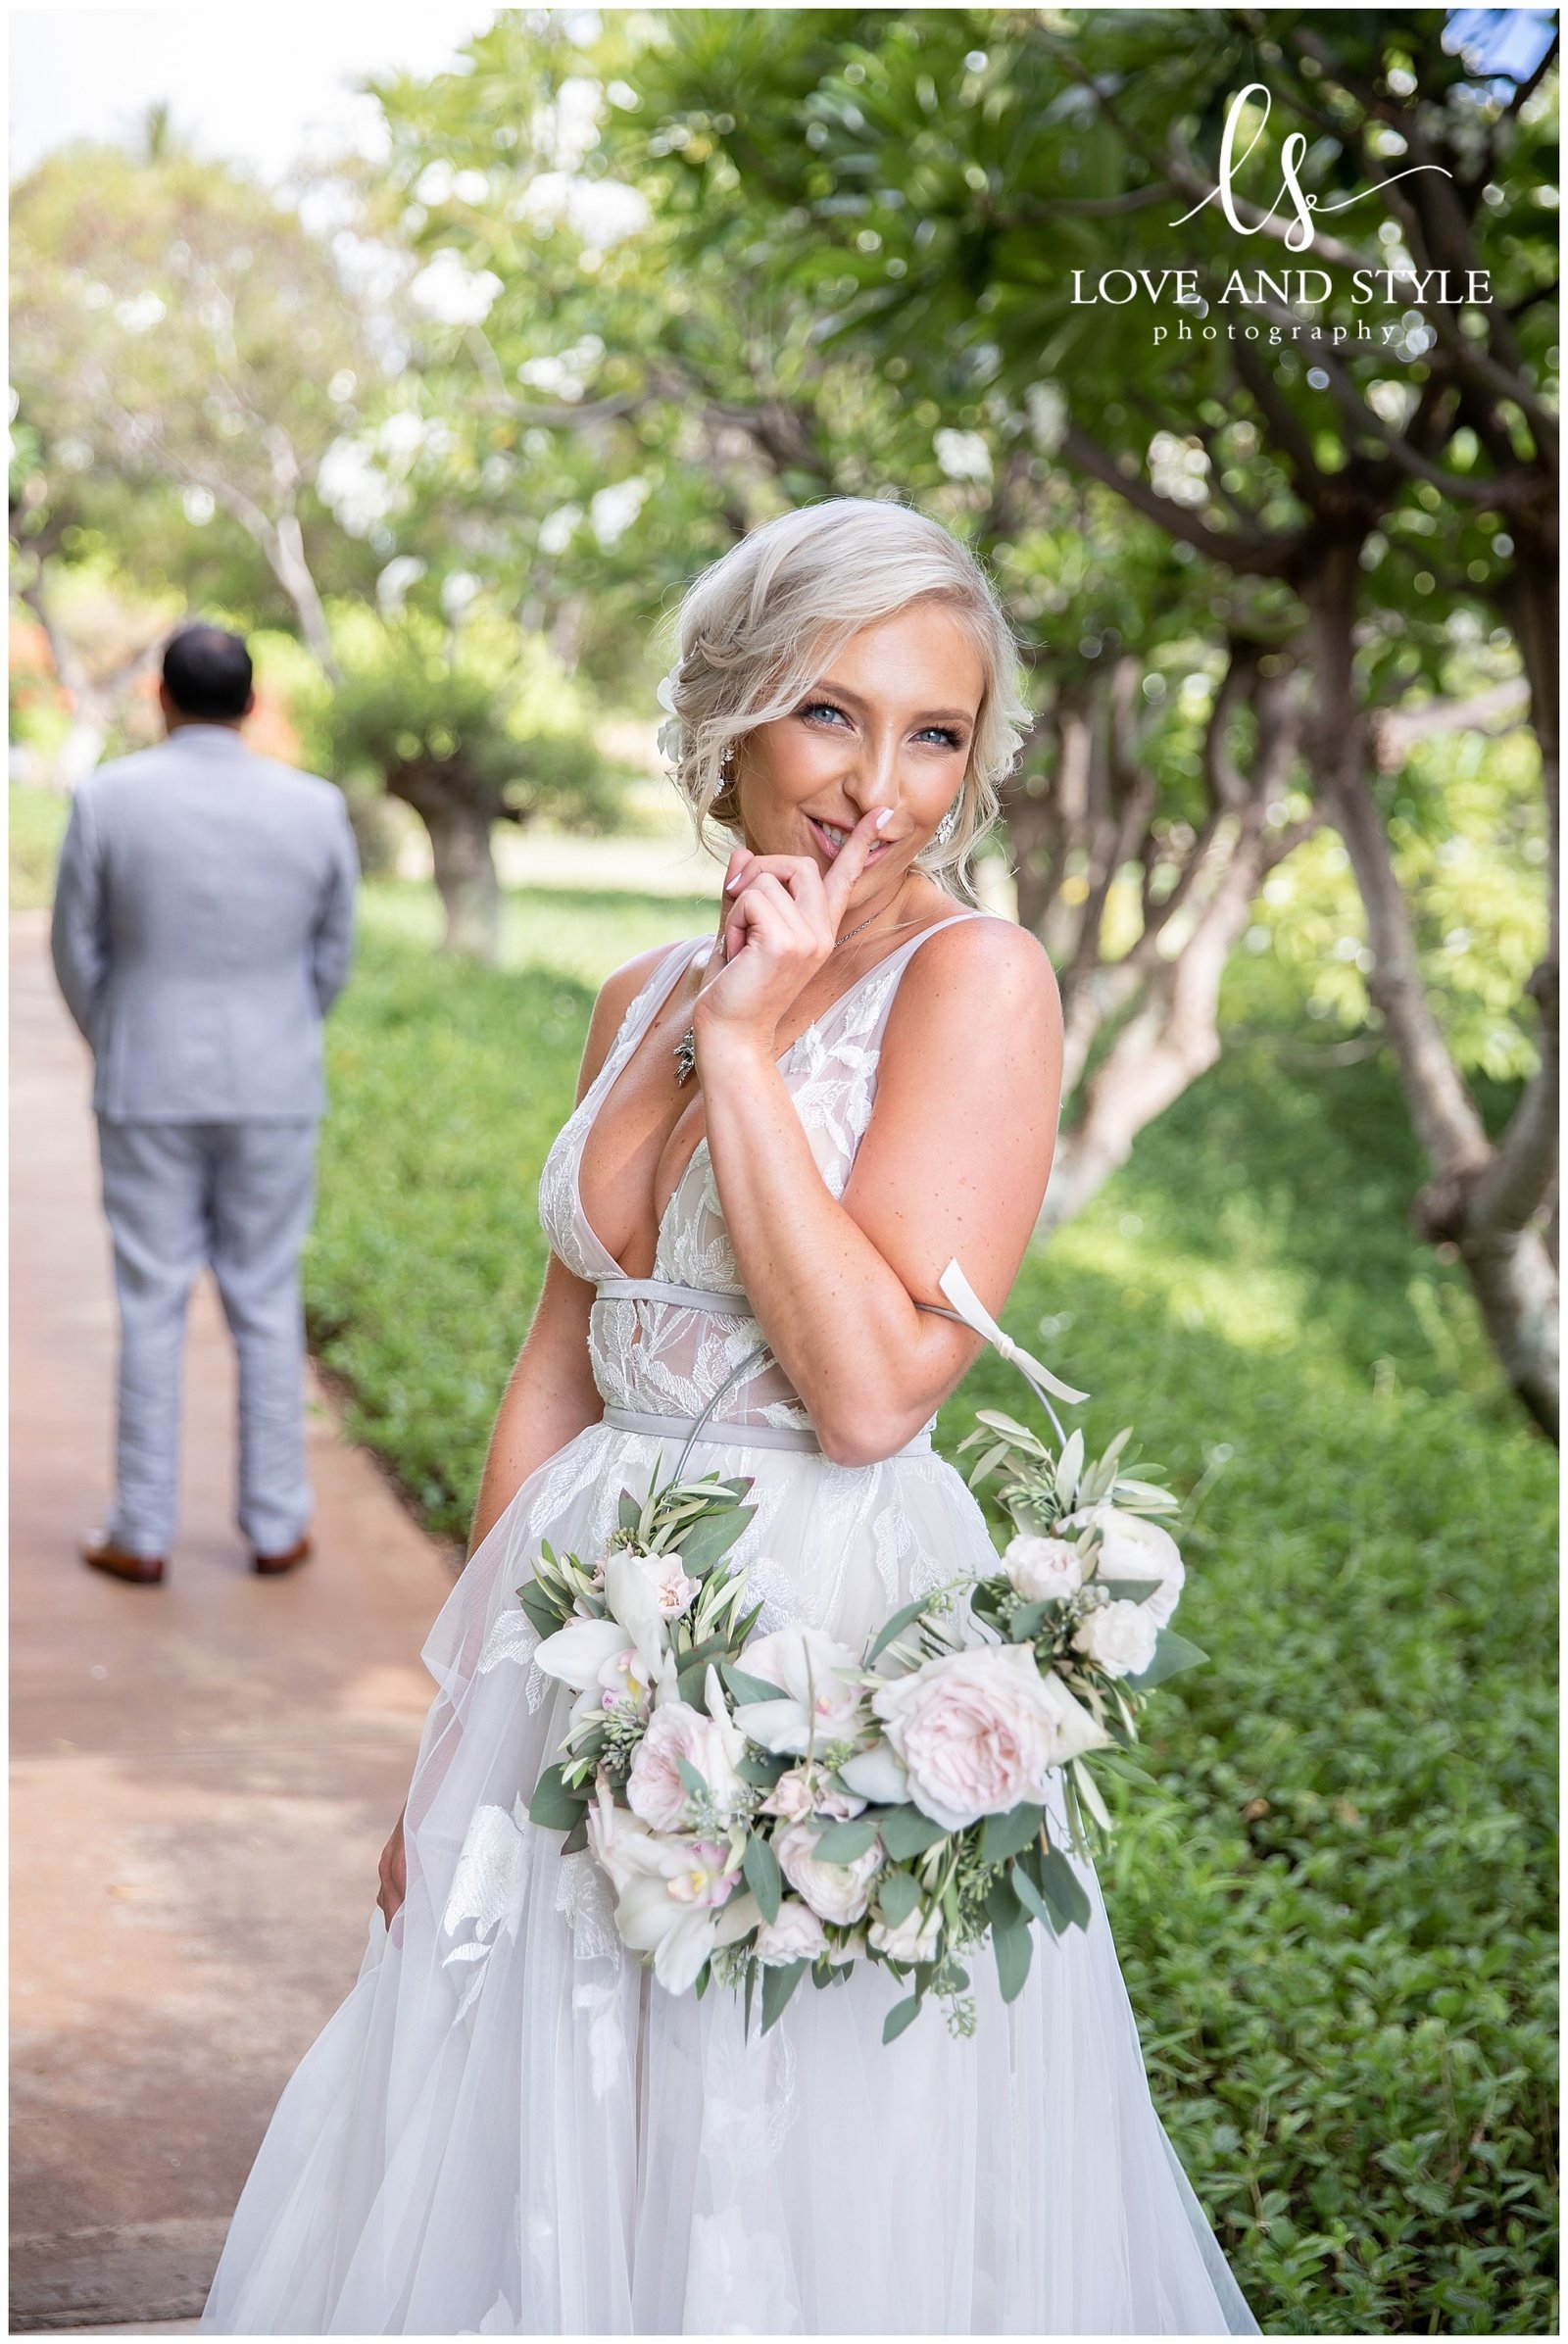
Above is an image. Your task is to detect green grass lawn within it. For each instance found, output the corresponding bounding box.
[9,779,71,910]
[307,880,1555,2336]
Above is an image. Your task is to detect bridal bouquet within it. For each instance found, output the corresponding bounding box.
[521,1266,1205,2041]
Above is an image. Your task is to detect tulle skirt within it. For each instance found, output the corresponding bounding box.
[200,1419,1259,2335]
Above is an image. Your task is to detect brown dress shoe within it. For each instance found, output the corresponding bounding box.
[253,1531,314,1577]
[81,1530,166,1586]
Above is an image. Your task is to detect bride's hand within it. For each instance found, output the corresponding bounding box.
[693,808,891,1056]
[376,1806,407,1925]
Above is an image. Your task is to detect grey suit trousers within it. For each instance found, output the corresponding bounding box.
[96,1117,319,1559]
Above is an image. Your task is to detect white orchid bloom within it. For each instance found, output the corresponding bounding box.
[533,1615,630,1694]
[606,1549,671,1685]
[733,1627,866,1756]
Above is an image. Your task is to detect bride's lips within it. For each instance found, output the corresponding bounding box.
[805,814,895,862]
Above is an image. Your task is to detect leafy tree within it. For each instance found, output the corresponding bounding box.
[326,608,626,960]
[611,6,1557,1431]
[10,137,385,675]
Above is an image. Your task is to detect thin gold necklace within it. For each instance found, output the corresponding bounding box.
[673,900,904,1087]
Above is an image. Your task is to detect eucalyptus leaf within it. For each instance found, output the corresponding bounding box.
[981,1802,1044,1864]
[882,1992,922,2043]
[1039,1846,1093,1933]
[993,1923,1033,2003]
[811,1818,879,1863]
[723,1664,787,1705]
[760,1957,807,2033]
[1009,1862,1058,1934]
[676,1506,756,1576]
[528,1764,586,1832]
[878,1807,948,1859]
[876,1869,921,1926]
[675,1756,710,1798]
[1124,1628,1210,1691]
[744,1832,782,1923]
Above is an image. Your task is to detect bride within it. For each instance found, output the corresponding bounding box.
[202,497,1258,2335]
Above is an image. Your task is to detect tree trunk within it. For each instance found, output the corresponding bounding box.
[1307,541,1558,1441]
[423,803,503,964]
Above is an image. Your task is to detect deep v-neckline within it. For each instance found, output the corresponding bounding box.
[571,914,980,1281]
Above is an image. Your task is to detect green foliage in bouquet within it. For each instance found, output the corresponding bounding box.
[520,1326,1207,2046]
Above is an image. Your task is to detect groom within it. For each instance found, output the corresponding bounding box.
[49,621,361,1585]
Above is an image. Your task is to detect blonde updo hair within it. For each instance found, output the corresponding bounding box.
[655,497,1031,901]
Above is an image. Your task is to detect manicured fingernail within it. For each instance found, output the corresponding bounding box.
[874,808,892,830]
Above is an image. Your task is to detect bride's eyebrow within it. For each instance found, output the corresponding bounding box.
[808,680,975,727]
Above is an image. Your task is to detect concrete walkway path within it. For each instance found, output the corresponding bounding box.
[10,913,460,2331]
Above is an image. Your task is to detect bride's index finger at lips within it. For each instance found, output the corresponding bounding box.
[822,806,892,906]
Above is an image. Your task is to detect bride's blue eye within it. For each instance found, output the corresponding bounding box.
[801,701,850,727]
[802,702,964,751]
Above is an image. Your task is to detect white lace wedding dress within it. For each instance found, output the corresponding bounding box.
[201,912,1259,2336]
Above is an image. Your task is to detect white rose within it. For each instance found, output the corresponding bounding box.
[752,1897,828,1967]
[626,1692,748,1833]
[868,1903,943,1966]
[1073,1597,1159,1679]
[1061,1504,1185,1627]
[872,1642,1110,1832]
[1004,1533,1087,1602]
[734,1628,868,1755]
[774,1819,883,1927]
[634,1549,702,1621]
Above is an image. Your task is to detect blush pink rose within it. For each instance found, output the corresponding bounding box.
[870,1642,1109,1831]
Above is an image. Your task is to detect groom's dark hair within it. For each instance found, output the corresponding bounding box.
[162,621,254,720]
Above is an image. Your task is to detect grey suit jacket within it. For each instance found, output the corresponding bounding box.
[49,725,361,1122]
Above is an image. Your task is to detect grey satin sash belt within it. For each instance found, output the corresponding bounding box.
[594,1277,755,1315]
[597,1402,933,1461]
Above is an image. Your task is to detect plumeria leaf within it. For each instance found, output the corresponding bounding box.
[1124,1629,1209,1691]
[743,1833,782,1924]
[980,1802,1044,1864]
[882,1992,923,2043]
[760,1957,808,2033]
[993,1924,1033,2003]
[878,1808,948,1859]
[811,1818,879,1863]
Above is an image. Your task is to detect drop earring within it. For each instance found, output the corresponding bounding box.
[932,794,961,850]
